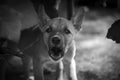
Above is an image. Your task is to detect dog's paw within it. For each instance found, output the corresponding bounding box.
[69,77,78,80]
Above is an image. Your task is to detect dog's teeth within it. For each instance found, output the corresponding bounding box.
[50,53,62,60]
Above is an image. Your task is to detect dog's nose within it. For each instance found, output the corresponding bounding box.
[52,37,60,45]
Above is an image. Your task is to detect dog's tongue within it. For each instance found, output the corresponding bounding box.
[51,47,62,54]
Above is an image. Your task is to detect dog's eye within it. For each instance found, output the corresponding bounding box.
[64,28,71,34]
[46,27,52,33]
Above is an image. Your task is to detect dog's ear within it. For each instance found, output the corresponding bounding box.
[38,4,50,31]
[71,7,85,31]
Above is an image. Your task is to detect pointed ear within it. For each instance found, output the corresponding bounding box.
[71,7,85,31]
[37,4,51,31]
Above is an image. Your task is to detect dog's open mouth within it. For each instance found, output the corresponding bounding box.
[49,47,64,61]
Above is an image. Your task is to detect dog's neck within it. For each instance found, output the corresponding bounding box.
[38,33,48,54]
[69,40,76,59]
[64,40,76,61]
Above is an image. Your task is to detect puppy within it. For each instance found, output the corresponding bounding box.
[23,5,85,80]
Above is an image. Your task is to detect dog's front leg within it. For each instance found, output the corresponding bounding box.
[69,41,78,80]
[22,55,31,80]
[70,59,77,80]
[33,57,44,80]
[0,58,7,80]
[56,61,64,80]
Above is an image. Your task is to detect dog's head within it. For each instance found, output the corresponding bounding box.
[38,5,85,61]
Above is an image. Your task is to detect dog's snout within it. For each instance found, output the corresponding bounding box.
[52,37,60,45]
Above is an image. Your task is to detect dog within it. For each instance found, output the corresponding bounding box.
[106,19,120,43]
[0,0,38,80]
[21,4,85,80]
